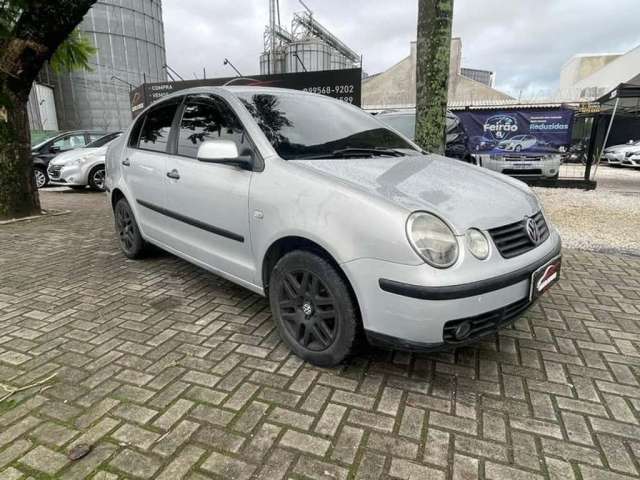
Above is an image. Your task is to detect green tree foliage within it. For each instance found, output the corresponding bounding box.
[50,29,97,73]
[0,0,97,220]
[415,0,454,154]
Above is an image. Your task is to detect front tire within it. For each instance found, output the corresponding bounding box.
[88,165,106,191]
[114,198,148,259]
[34,167,48,189]
[269,251,359,367]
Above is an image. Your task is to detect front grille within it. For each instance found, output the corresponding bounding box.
[503,155,544,162]
[48,164,62,179]
[443,297,531,344]
[502,168,543,176]
[489,211,549,259]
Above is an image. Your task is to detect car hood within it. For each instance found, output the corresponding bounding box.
[50,147,104,165]
[605,143,639,153]
[291,154,540,233]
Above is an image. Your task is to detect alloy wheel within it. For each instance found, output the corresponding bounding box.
[92,168,105,190]
[277,270,339,351]
[34,169,46,189]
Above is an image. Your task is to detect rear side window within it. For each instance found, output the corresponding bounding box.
[137,102,179,153]
[177,95,249,159]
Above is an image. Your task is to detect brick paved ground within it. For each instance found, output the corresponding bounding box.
[0,189,639,480]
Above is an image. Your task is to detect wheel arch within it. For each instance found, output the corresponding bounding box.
[110,188,126,211]
[261,236,361,317]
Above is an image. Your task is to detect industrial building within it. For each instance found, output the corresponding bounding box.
[35,0,167,132]
[260,0,361,75]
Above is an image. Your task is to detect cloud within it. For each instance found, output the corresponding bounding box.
[163,0,640,96]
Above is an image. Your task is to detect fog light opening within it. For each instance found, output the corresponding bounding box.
[454,321,472,340]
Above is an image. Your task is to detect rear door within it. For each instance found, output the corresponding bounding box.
[123,99,181,243]
[163,93,257,284]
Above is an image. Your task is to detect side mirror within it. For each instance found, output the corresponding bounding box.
[197,140,253,170]
[50,145,60,153]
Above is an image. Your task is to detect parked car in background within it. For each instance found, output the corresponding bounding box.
[377,109,474,162]
[479,153,561,179]
[48,132,122,191]
[497,134,538,152]
[106,86,562,366]
[602,139,640,167]
[32,130,107,188]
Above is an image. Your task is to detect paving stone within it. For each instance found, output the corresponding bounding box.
[19,445,68,475]
[201,452,256,480]
[109,448,161,478]
[280,429,331,456]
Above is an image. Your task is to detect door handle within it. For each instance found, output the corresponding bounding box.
[122,158,130,166]
[166,169,180,180]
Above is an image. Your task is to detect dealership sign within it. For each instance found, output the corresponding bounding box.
[456,109,575,154]
[130,68,362,118]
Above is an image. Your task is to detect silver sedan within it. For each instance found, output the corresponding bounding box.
[106,87,562,366]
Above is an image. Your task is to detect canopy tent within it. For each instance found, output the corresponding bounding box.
[587,83,640,179]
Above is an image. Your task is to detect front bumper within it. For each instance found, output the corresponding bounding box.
[47,163,89,186]
[343,231,561,352]
[622,156,640,167]
[479,155,560,178]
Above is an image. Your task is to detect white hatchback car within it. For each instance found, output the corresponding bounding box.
[48,132,122,191]
[106,87,562,366]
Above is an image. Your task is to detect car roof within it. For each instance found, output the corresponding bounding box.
[158,85,326,101]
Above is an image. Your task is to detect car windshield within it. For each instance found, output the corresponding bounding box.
[86,133,121,148]
[235,92,420,160]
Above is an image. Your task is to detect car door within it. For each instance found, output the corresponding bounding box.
[163,93,257,285]
[123,99,181,243]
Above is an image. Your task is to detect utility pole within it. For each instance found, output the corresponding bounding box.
[415,0,454,154]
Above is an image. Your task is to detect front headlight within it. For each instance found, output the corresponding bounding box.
[465,229,489,260]
[406,212,459,268]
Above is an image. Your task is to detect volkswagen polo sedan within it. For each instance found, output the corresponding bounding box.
[106,87,562,366]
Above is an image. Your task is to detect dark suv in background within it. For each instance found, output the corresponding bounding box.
[376,109,473,162]
[31,130,107,188]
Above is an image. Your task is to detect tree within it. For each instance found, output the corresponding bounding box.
[415,0,454,154]
[0,0,97,220]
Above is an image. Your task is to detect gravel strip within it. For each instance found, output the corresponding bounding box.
[534,186,640,255]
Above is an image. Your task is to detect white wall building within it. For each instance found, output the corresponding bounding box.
[558,44,640,100]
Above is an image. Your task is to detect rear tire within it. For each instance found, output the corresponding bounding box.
[114,198,148,259]
[268,250,359,367]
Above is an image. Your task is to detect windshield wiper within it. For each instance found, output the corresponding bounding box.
[297,147,407,160]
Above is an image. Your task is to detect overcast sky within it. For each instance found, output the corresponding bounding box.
[162,0,640,98]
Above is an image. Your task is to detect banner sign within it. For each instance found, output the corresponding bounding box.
[130,68,362,118]
[455,109,575,155]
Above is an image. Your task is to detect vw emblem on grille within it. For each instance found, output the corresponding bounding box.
[302,302,313,316]
[525,217,540,244]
